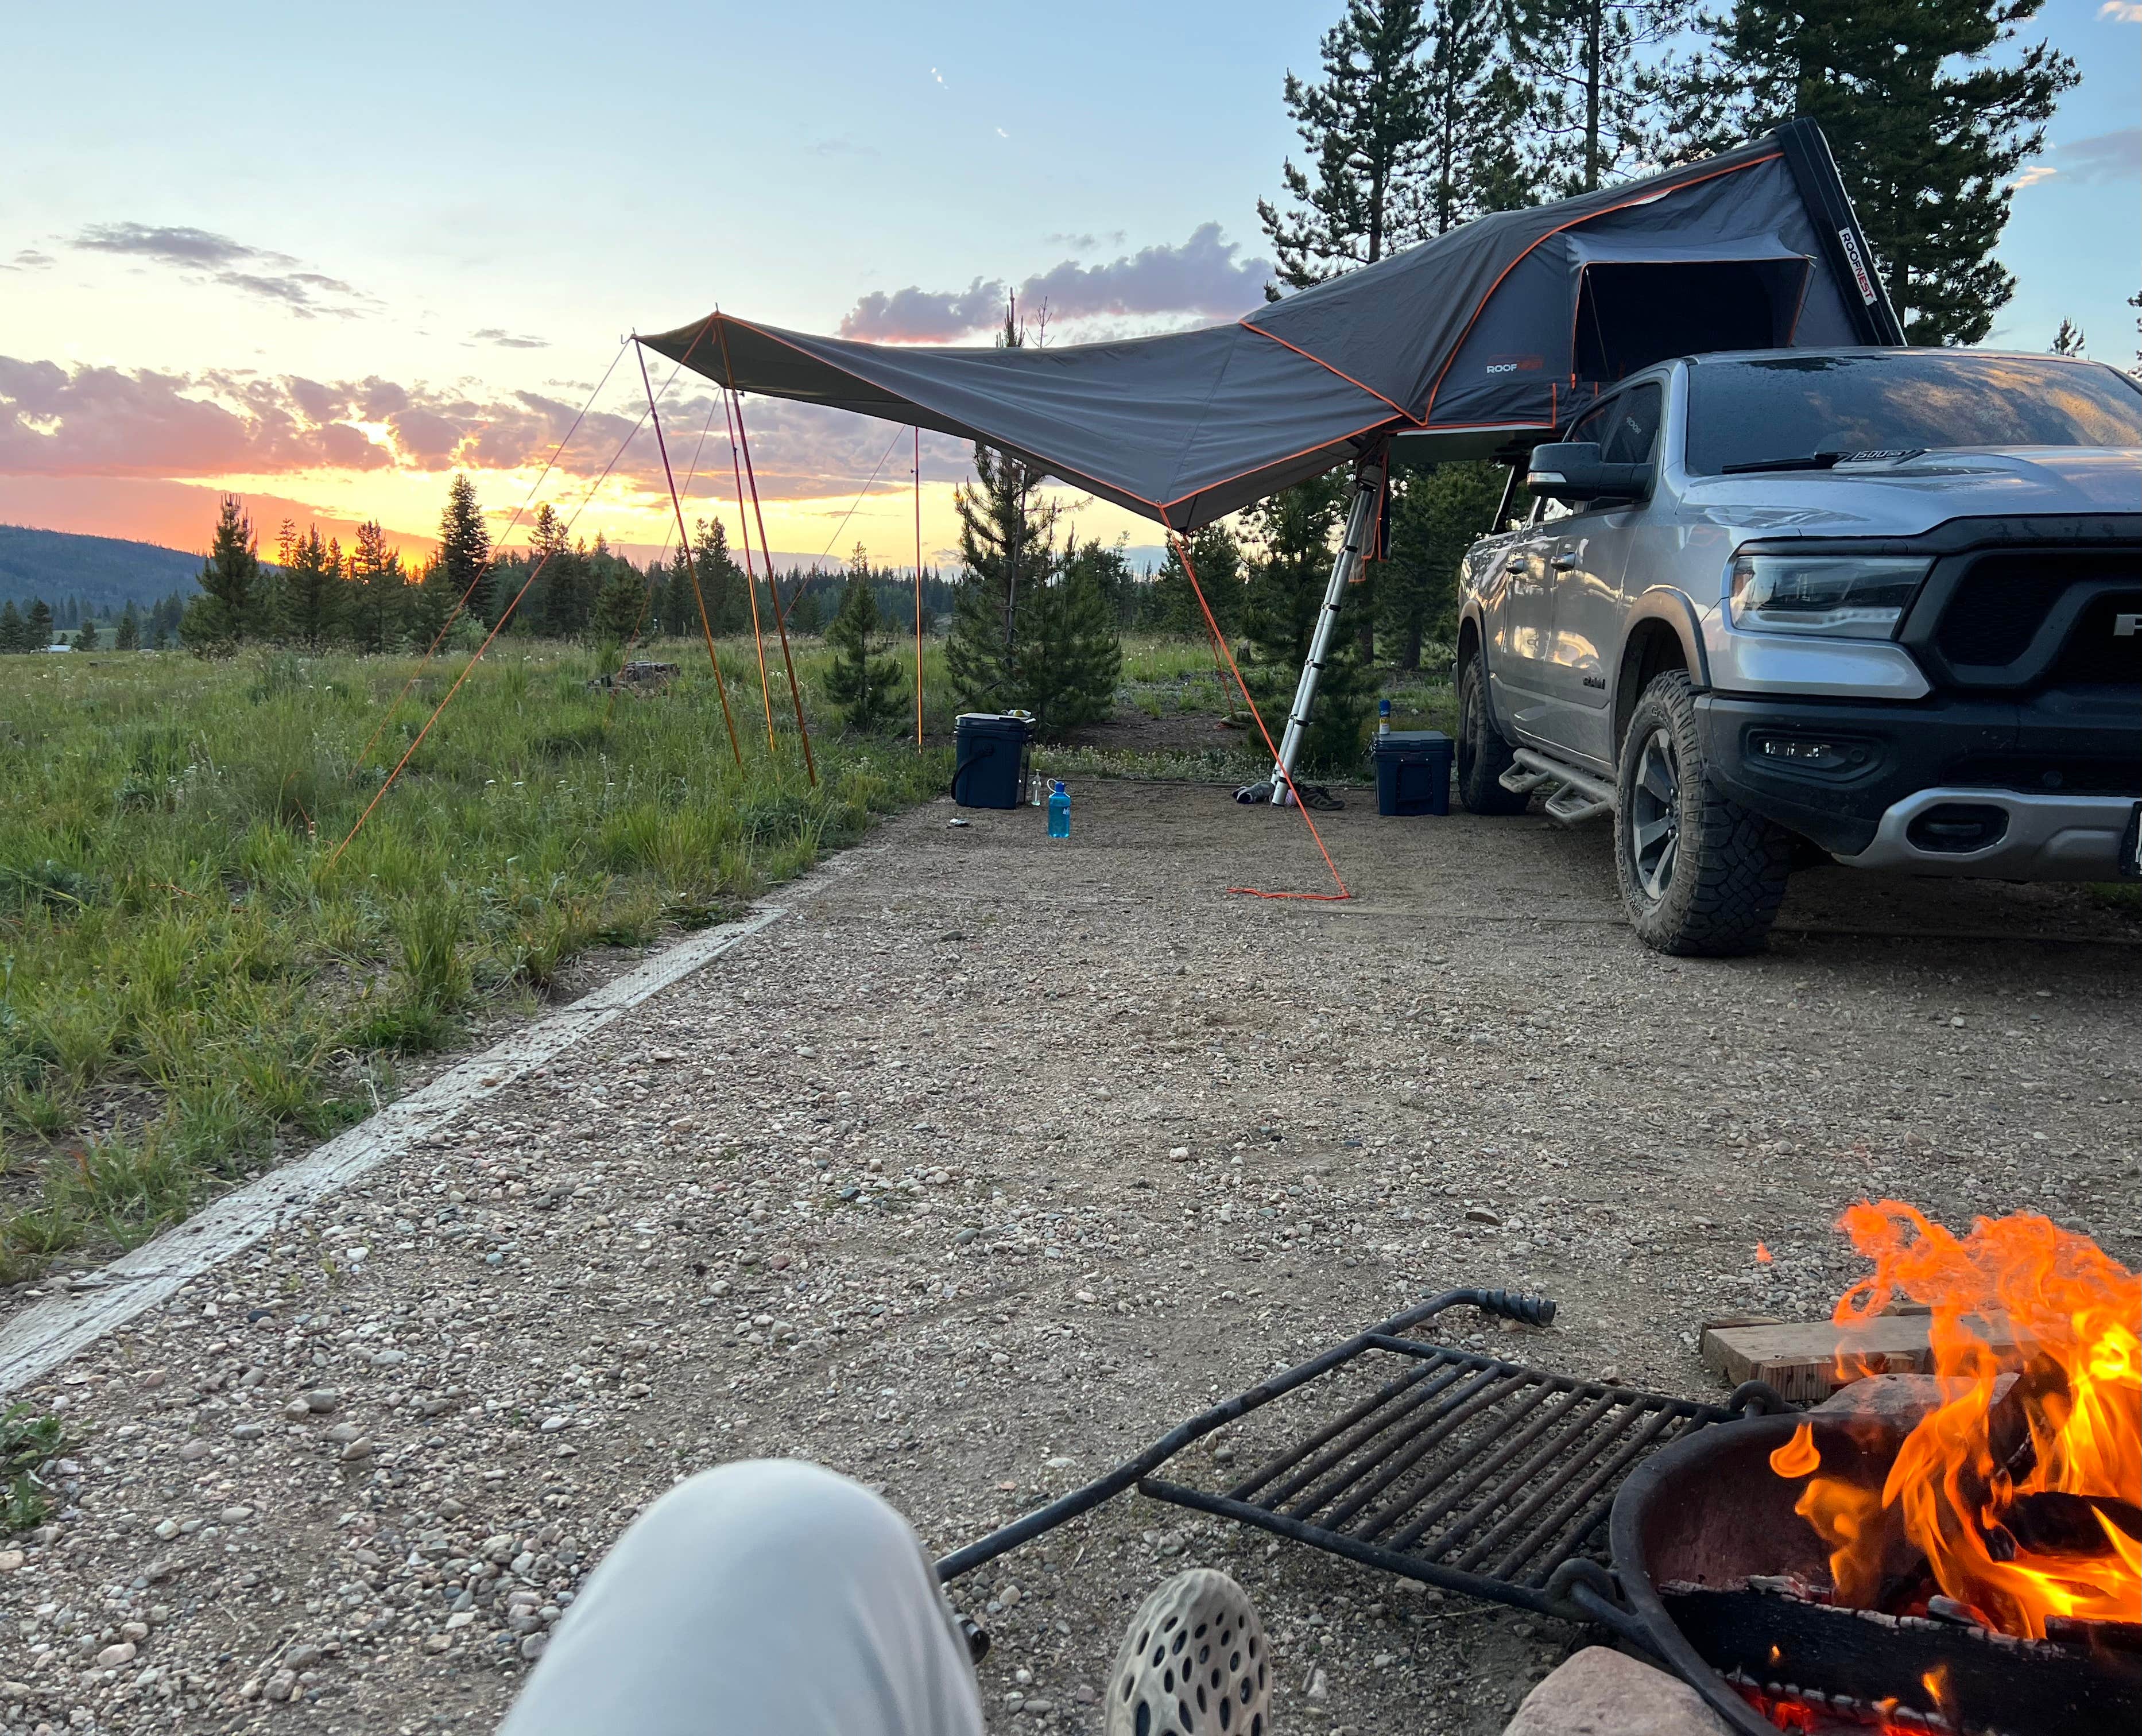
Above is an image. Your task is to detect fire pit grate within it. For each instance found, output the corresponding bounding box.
[938,1287,1786,1622]
[1139,1334,1740,1613]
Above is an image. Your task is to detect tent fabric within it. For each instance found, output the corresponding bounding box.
[640,121,1900,531]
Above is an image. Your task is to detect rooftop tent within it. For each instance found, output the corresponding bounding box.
[638,119,1901,529]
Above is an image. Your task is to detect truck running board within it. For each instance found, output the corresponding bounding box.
[1501,749,1616,826]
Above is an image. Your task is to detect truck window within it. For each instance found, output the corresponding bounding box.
[1684,353,2142,474]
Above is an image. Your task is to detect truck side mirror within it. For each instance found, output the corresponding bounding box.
[1525,442,1653,505]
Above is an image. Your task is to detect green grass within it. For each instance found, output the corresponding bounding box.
[1,1402,69,1533]
[0,636,948,1281]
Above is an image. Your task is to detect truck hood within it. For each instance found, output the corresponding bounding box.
[1676,446,2141,538]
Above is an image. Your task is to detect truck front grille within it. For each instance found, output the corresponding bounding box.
[1927,549,2139,692]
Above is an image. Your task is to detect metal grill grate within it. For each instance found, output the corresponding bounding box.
[936,1288,1771,1624]
[1140,1335,1732,1614]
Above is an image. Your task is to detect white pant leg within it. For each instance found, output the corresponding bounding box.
[501,1459,985,1736]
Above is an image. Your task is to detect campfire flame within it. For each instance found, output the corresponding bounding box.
[1781,1201,2141,1638]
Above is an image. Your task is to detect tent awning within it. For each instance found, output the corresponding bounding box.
[640,120,1901,531]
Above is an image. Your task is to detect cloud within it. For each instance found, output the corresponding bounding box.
[836,223,1275,343]
[473,327,551,350]
[2007,163,2059,191]
[75,222,267,269]
[2059,127,2141,183]
[68,221,370,318]
[3,250,53,272]
[0,355,974,532]
[2099,1,2142,20]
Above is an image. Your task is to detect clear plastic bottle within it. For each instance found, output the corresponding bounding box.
[1047,779,1071,839]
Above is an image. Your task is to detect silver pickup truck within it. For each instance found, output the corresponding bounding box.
[1453,347,2142,954]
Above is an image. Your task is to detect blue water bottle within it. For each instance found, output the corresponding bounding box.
[1047,779,1071,839]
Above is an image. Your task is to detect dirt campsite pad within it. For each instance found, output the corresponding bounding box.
[2,782,2136,1735]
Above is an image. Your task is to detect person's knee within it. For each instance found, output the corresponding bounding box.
[638,1458,919,1575]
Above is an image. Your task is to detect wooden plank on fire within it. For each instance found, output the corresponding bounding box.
[1698,1315,2021,1405]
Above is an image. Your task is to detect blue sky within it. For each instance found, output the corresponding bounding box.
[1,0,2133,559]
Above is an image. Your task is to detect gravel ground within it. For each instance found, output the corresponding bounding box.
[3,780,2136,1736]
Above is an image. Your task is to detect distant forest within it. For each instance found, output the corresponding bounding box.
[0,525,202,615]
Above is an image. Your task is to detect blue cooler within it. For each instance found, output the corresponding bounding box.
[952,713,1029,809]
[1372,730,1453,817]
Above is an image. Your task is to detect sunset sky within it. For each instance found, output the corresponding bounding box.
[3,0,2136,572]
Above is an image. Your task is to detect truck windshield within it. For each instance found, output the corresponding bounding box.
[1683,353,2142,475]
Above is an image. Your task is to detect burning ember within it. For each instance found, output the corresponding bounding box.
[1770,1200,2141,1641]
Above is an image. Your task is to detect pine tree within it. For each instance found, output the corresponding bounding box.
[788,580,826,637]
[690,520,750,634]
[1513,0,1691,195]
[72,625,95,652]
[180,495,261,649]
[276,522,342,650]
[2050,319,2086,358]
[946,441,1060,712]
[1380,460,1509,669]
[1241,473,1374,772]
[1425,0,1541,229]
[0,600,24,653]
[1257,1,1436,290]
[592,556,648,644]
[437,474,494,625]
[824,547,908,733]
[1671,0,2076,344]
[345,521,406,653]
[114,601,141,651]
[1151,522,1248,638]
[1018,561,1124,733]
[25,598,54,650]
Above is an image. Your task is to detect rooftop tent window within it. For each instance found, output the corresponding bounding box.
[1573,257,1810,383]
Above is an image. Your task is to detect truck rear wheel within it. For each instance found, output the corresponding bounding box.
[1614,672,1791,955]
[1455,654,1529,815]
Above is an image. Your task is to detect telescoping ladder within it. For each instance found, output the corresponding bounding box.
[1248,455,1386,804]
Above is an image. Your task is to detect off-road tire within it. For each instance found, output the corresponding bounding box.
[1614,671,1791,956]
[1455,654,1528,815]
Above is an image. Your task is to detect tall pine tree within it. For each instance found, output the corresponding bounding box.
[436,473,494,624]
[1513,0,1692,194]
[344,521,406,653]
[1258,1,1437,289]
[1151,522,1249,638]
[1671,0,2075,343]
[114,601,142,651]
[25,598,55,650]
[180,495,262,649]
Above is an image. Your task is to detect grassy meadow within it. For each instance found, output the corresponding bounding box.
[0,637,954,1285]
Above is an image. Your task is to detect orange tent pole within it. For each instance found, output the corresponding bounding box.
[716,322,816,786]
[913,425,924,749]
[635,339,742,768]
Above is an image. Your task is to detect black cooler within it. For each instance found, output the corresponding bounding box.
[953,713,1031,809]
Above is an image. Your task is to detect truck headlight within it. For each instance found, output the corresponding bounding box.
[1727,555,1927,638]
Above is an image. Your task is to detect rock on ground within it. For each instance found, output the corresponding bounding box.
[0,783,2133,1734]
[1501,1647,1732,1736]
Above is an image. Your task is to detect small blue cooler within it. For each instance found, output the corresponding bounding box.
[1372,730,1453,817]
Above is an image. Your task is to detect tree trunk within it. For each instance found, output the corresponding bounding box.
[1585,0,1602,191]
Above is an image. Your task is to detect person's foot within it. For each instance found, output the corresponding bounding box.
[1105,1567,1272,1736]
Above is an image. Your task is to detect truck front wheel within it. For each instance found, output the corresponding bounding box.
[1455,654,1529,815]
[1614,672,1791,955]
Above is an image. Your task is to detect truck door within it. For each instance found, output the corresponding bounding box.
[1483,501,1564,745]
[1539,384,1660,769]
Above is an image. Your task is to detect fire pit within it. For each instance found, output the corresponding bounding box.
[1568,1202,2142,1735]
[1587,1410,2141,1734]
